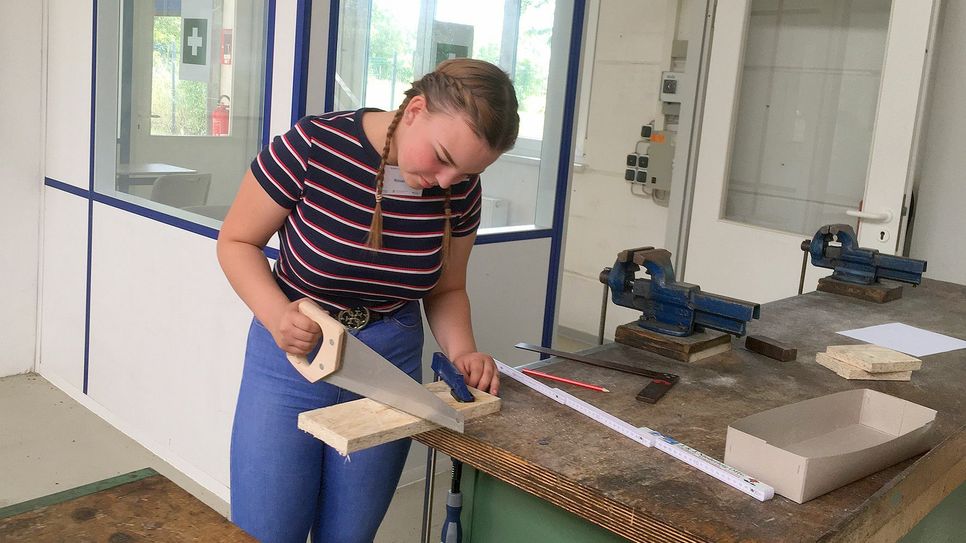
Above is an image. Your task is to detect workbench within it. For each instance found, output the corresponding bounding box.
[415,278,966,542]
[0,469,254,542]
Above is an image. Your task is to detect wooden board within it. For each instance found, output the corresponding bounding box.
[817,276,904,303]
[815,352,913,380]
[615,322,731,362]
[412,279,966,543]
[0,469,253,542]
[826,344,922,372]
[299,381,501,455]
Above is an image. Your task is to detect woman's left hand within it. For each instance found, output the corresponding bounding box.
[452,352,499,396]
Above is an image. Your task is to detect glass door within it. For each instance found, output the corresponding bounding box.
[683,0,937,303]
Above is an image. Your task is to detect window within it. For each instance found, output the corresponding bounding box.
[334,0,573,230]
[348,0,554,145]
[94,0,268,227]
[149,10,235,137]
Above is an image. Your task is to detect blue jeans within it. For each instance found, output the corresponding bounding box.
[230,302,424,543]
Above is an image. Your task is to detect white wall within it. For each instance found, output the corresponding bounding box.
[86,205,252,493]
[558,0,678,340]
[0,2,44,377]
[38,189,88,391]
[909,2,966,284]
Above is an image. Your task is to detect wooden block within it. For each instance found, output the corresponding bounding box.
[816,276,904,303]
[815,352,912,381]
[825,344,922,373]
[298,381,501,456]
[745,335,797,362]
[615,322,731,363]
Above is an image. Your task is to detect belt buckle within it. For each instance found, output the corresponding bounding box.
[337,307,371,330]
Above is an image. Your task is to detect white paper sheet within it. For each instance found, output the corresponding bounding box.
[837,323,966,357]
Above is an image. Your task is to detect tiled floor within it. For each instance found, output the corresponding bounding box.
[0,372,447,543]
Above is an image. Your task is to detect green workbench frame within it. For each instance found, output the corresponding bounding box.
[457,467,966,543]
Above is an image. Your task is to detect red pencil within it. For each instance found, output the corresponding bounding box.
[521,368,610,392]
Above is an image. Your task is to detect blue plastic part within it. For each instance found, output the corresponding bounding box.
[432,353,475,403]
[807,224,927,286]
[606,248,760,337]
[440,490,463,543]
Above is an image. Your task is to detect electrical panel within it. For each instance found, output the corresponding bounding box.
[625,124,652,185]
[645,132,675,191]
[624,124,673,191]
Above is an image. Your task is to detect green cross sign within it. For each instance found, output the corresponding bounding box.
[182,18,208,65]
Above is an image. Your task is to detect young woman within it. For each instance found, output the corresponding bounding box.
[217,58,519,542]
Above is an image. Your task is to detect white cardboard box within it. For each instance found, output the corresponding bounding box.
[724,389,937,503]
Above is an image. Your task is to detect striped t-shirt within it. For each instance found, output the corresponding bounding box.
[251,109,483,314]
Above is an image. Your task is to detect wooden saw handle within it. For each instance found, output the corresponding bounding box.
[286,300,347,383]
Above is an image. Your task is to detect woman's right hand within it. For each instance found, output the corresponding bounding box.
[269,298,323,355]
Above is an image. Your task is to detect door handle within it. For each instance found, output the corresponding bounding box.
[845,209,893,223]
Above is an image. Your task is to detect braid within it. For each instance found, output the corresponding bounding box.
[435,72,479,124]
[442,188,452,268]
[366,97,411,250]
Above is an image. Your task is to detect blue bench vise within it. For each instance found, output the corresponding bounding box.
[600,247,760,337]
[803,224,926,286]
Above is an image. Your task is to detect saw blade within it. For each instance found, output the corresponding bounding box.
[325,335,464,433]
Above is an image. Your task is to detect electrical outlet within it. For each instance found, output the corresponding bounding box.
[660,71,684,103]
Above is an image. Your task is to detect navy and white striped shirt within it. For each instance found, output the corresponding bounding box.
[251,109,482,314]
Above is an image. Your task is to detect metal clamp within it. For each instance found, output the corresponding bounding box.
[600,247,760,337]
[803,224,926,286]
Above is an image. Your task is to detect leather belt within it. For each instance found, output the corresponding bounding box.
[335,307,385,330]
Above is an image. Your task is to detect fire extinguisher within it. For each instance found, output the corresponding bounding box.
[212,95,230,136]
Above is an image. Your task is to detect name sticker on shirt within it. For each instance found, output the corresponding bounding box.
[382,166,423,197]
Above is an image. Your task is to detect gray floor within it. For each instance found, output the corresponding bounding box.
[0,372,448,543]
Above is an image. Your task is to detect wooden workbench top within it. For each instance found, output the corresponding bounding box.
[415,278,966,543]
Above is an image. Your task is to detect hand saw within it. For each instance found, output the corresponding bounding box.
[286,300,464,432]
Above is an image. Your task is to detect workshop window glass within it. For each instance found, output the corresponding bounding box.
[337,0,553,142]
[723,0,892,235]
[335,0,567,230]
[149,12,234,137]
[93,0,267,227]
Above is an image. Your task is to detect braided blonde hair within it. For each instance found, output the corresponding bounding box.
[367,59,520,263]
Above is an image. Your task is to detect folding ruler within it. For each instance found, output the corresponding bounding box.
[497,360,774,501]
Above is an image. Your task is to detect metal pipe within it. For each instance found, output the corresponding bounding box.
[420,372,442,542]
[420,447,438,543]
[598,281,609,345]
